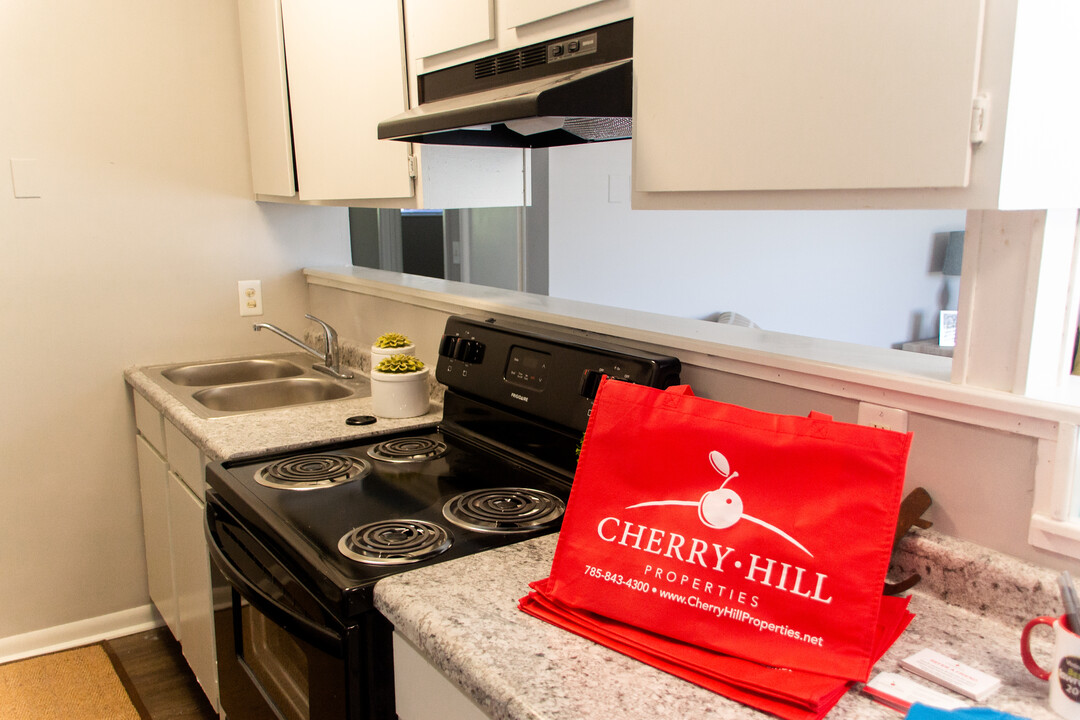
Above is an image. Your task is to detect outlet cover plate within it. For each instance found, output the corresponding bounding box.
[238,280,263,317]
[857,402,909,433]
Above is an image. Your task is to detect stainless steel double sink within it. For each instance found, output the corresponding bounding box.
[145,353,369,418]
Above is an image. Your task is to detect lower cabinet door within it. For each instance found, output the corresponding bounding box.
[169,471,220,712]
[136,435,179,639]
[393,632,488,720]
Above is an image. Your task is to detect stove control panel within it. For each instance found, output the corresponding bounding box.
[505,345,549,390]
[437,315,681,432]
[438,335,486,364]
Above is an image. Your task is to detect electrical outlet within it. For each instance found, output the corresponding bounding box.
[237,280,263,316]
[857,402,908,433]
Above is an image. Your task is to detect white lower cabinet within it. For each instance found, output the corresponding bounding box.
[169,470,219,711]
[393,631,489,720]
[132,395,219,712]
[135,436,179,639]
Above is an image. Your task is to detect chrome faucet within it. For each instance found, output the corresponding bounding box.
[253,314,354,379]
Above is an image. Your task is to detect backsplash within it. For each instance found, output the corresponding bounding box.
[891,529,1060,627]
[306,330,445,402]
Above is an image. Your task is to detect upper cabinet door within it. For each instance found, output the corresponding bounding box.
[280,0,413,201]
[633,0,985,193]
[500,0,610,29]
[404,0,495,59]
[236,0,296,197]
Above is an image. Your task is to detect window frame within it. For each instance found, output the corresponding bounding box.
[1022,209,1080,556]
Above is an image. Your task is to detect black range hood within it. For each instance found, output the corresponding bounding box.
[378,19,632,149]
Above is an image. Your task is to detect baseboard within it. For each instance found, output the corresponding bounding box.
[0,604,164,665]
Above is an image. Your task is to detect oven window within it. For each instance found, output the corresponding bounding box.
[242,604,310,720]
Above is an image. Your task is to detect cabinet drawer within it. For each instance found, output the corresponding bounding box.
[165,419,204,497]
[133,392,166,455]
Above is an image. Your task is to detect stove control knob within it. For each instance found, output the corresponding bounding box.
[438,335,459,358]
[453,339,485,363]
[579,369,604,399]
[465,341,486,363]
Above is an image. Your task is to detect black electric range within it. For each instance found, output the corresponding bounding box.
[204,315,680,720]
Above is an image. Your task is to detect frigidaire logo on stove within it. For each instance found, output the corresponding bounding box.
[510,392,530,403]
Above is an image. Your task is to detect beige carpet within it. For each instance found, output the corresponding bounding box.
[0,644,141,720]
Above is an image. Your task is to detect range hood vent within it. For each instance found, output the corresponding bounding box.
[378,19,633,149]
[474,45,548,79]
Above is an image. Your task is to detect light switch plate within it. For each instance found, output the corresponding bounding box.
[608,174,629,203]
[10,158,42,198]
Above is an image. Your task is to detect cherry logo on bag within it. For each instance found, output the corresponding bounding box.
[627,450,813,557]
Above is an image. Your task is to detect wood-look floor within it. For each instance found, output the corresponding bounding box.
[103,627,218,720]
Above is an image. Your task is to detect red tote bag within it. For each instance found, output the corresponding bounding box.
[543,378,912,682]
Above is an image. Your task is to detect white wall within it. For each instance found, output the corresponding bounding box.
[547,142,966,348]
[0,1,349,640]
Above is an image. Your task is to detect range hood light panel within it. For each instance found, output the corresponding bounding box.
[504,117,567,136]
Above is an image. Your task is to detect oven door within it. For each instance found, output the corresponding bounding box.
[205,492,394,720]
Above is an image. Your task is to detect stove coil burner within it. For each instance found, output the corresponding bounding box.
[367,437,448,464]
[442,488,566,534]
[255,453,371,490]
[338,520,452,565]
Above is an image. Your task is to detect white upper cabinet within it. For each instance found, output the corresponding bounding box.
[402,0,632,76]
[500,0,612,29]
[237,0,528,208]
[405,0,495,59]
[280,0,413,202]
[236,0,296,197]
[632,0,1080,211]
[635,0,983,193]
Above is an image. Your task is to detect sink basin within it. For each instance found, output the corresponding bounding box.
[191,377,354,413]
[144,353,369,418]
[161,358,304,386]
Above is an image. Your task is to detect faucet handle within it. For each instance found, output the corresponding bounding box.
[305,314,337,346]
[304,314,353,379]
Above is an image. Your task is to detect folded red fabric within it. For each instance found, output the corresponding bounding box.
[520,579,913,720]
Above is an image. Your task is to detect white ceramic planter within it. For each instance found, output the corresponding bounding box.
[371,343,415,365]
[370,367,430,418]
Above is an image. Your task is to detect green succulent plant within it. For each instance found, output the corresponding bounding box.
[374,354,426,374]
[373,332,412,349]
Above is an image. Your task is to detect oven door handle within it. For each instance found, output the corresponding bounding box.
[205,501,345,656]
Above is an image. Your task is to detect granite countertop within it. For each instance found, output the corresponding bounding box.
[124,354,442,462]
[375,530,1061,720]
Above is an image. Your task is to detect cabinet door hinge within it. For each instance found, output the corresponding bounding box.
[970,92,990,145]
[406,154,418,178]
